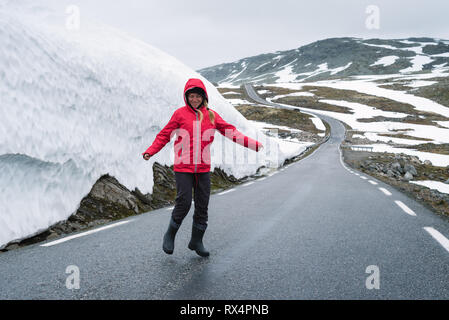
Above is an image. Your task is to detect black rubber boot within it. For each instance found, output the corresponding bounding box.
[188,223,209,257]
[162,218,180,255]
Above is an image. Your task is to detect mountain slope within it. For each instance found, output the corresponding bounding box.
[198,37,449,85]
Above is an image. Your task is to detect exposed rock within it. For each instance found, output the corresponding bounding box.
[4,243,20,250]
[410,156,421,165]
[424,160,433,165]
[404,164,417,176]
[74,174,152,223]
[391,162,403,173]
[150,162,177,208]
[342,149,449,217]
[403,172,414,181]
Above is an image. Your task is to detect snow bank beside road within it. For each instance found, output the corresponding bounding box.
[0,1,298,249]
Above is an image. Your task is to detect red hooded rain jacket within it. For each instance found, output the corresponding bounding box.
[142,78,262,173]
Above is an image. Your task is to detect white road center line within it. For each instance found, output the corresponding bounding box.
[258,177,267,181]
[218,189,235,195]
[424,227,449,253]
[360,176,368,180]
[368,180,378,185]
[378,187,392,196]
[241,182,254,187]
[394,200,417,216]
[41,220,132,247]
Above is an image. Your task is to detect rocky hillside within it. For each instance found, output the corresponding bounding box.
[198,37,449,85]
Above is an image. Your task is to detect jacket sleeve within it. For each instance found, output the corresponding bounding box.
[214,112,262,151]
[142,111,180,156]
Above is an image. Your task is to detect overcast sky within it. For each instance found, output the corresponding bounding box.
[44,0,449,70]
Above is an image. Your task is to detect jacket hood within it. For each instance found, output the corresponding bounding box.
[183,78,209,111]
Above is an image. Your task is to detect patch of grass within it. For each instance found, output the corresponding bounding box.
[389,128,414,132]
[411,77,449,108]
[217,87,245,94]
[377,82,414,91]
[402,143,449,155]
[356,115,441,126]
[375,76,449,108]
[235,104,323,134]
[377,133,433,141]
[258,85,353,114]
[217,87,246,99]
[257,84,449,122]
[305,85,449,121]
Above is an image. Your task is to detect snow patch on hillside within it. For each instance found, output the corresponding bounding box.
[370,56,399,67]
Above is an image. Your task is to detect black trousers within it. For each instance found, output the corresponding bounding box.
[171,172,210,230]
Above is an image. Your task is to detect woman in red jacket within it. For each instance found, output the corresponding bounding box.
[143,78,263,257]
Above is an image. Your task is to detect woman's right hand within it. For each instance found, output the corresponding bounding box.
[143,153,151,161]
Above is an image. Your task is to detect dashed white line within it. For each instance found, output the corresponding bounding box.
[394,200,417,217]
[258,177,267,181]
[368,180,378,185]
[378,187,392,196]
[218,189,235,195]
[360,176,368,180]
[41,220,132,247]
[424,227,449,253]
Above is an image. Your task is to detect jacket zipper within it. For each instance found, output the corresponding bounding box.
[194,111,200,173]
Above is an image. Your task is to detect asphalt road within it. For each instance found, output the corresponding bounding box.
[1,86,448,299]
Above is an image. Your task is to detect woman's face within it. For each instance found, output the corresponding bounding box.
[188,93,203,109]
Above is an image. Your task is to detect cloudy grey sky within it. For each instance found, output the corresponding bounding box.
[44,0,449,70]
